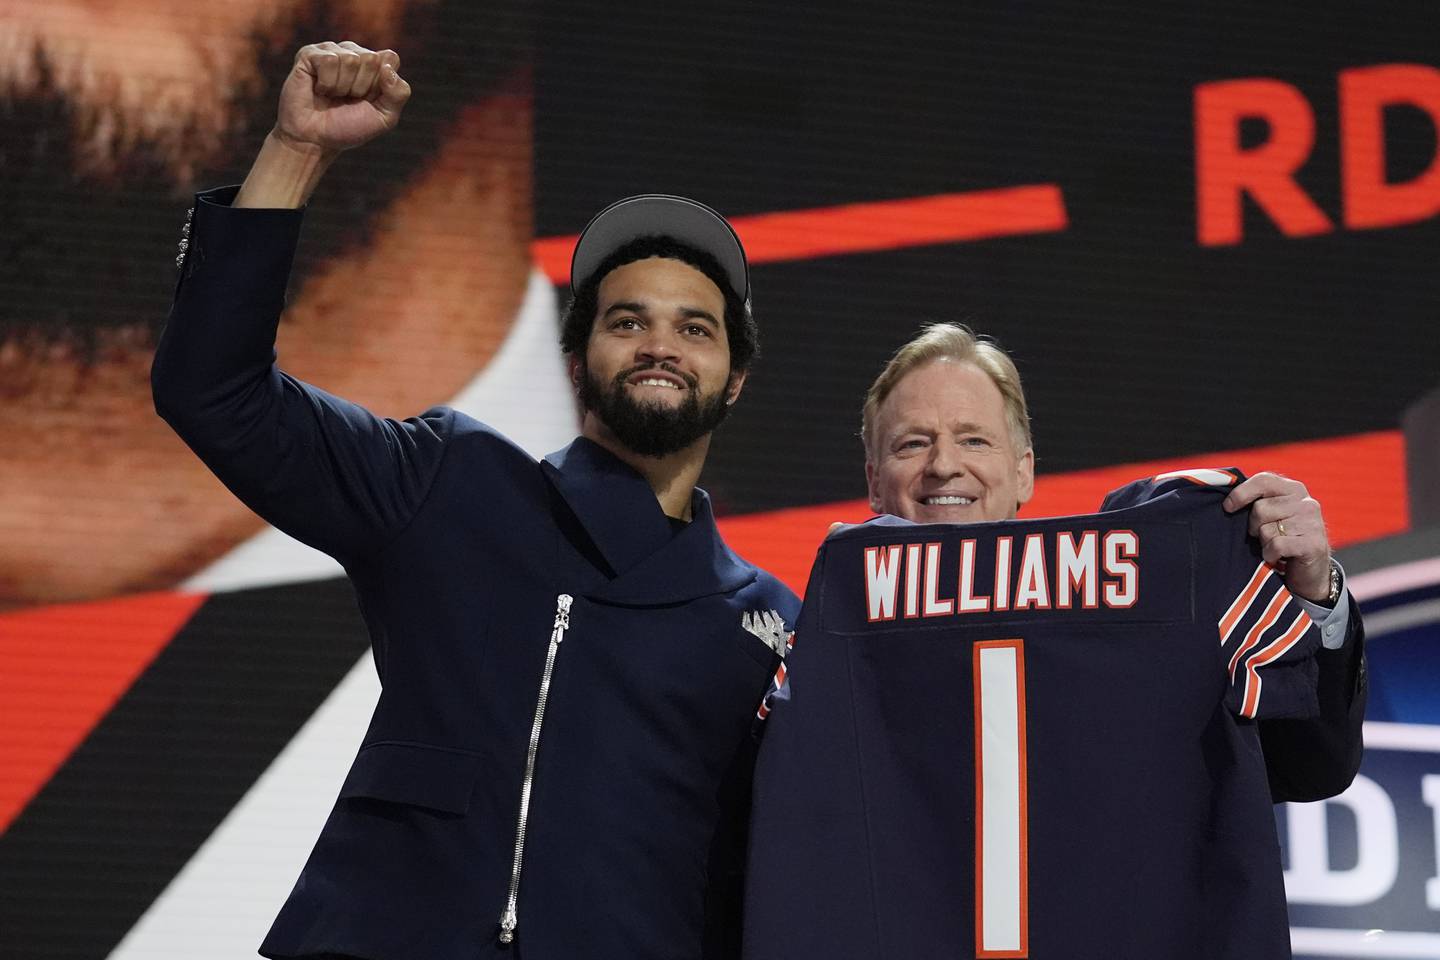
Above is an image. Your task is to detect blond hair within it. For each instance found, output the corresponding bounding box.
[861,323,1032,457]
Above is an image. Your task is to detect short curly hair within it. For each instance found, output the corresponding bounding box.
[560,235,758,372]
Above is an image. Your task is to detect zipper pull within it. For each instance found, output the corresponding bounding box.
[499,903,518,944]
[554,593,573,633]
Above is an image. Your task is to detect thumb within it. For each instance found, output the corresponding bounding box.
[374,64,412,123]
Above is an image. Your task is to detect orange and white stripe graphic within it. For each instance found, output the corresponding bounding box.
[1219,562,1277,646]
[754,631,797,721]
[1151,467,1239,488]
[1217,560,1317,719]
[1226,584,1293,681]
[1238,611,1314,719]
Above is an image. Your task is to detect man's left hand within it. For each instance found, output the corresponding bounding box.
[1223,472,1333,602]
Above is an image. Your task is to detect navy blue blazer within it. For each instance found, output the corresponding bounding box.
[153,189,801,960]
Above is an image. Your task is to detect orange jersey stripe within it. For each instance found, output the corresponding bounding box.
[1219,563,1275,644]
[1240,611,1315,719]
[1151,468,1239,487]
[1227,588,1291,682]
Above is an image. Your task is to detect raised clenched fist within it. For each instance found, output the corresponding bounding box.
[273,41,412,154]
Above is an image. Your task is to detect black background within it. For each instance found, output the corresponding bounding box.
[537,1,1440,514]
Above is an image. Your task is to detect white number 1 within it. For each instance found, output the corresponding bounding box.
[973,639,1029,958]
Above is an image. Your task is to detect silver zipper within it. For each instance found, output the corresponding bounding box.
[498,592,573,945]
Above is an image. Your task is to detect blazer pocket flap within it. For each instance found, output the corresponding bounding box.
[340,742,483,814]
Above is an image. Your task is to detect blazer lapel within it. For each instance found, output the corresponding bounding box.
[594,490,756,605]
[542,438,756,605]
[542,437,672,576]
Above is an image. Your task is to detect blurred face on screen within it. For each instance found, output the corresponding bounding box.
[0,0,411,183]
[0,0,535,607]
[866,359,1034,524]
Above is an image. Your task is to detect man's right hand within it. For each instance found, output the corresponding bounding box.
[235,42,411,208]
[275,42,412,155]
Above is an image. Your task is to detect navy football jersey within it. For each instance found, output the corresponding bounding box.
[745,469,1322,960]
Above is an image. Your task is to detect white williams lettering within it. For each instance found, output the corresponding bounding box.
[863,530,1142,624]
[864,545,903,622]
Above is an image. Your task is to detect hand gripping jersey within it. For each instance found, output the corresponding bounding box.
[744,469,1322,960]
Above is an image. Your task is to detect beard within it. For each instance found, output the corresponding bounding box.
[579,361,731,458]
[0,4,528,363]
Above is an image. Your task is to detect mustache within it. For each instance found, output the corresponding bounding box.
[613,362,698,391]
[0,36,251,185]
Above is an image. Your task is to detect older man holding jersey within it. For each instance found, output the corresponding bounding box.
[854,322,1363,797]
[744,322,1365,960]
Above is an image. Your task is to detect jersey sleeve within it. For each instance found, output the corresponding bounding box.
[1212,520,1322,721]
[1258,598,1367,801]
[1101,466,1323,721]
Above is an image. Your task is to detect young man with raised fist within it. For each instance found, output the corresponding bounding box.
[153,41,797,960]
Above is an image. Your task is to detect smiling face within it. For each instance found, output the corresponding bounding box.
[573,256,745,457]
[866,358,1034,524]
